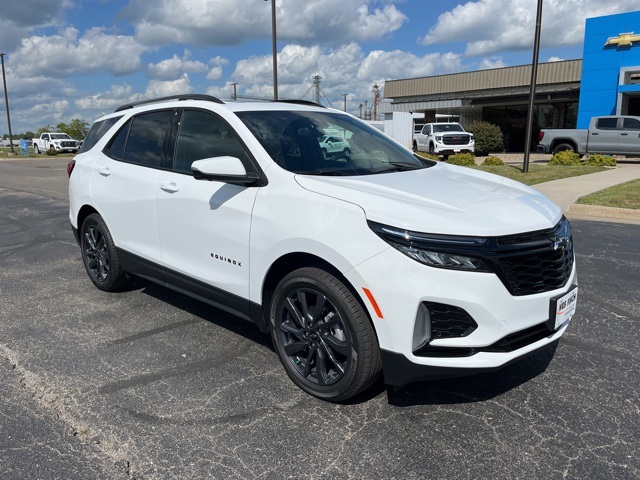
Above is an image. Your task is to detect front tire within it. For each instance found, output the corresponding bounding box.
[270,267,381,401]
[80,214,127,292]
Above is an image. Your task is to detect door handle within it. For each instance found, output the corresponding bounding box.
[160,182,179,193]
[621,133,629,136]
[591,132,599,135]
[98,167,110,176]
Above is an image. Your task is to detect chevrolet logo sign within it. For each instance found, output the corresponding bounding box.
[605,32,640,47]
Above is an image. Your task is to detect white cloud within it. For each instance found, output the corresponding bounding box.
[13,27,147,77]
[147,50,208,80]
[421,0,640,56]
[478,56,508,70]
[230,43,464,111]
[144,74,194,98]
[75,84,141,111]
[0,0,73,51]
[122,0,407,47]
[206,56,230,81]
[546,56,564,62]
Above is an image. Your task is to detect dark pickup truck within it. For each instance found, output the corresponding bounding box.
[537,115,640,156]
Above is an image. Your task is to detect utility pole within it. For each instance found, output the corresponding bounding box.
[265,0,278,100]
[342,93,348,112]
[523,0,543,173]
[231,82,238,101]
[0,53,15,155]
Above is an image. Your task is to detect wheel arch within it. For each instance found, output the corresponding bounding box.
[260,252,375,335]
[550,139,577,152]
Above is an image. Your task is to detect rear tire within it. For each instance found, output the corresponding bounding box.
[270,267,381,402]
[34,144,40,154]
[80,214,127,292]
[552,143,575,154]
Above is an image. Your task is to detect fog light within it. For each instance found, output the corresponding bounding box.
[412,303,432,351]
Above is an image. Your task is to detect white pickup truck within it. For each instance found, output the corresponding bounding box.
[32,132,80,154]
[412,122,475,158]
[537,115,640,155]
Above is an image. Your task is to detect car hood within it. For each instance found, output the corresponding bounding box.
[294,163,561,236]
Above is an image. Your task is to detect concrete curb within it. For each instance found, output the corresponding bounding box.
[567,203,640,224]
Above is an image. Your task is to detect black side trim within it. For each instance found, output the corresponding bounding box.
[71,225,80,245]
[118,249,267,331]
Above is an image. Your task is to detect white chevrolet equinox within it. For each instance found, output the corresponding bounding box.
[68,94,577,401]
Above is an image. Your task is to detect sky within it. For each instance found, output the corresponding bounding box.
[1,0,640,134]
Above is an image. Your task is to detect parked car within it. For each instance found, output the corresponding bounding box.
[68,94,577,401]
[33,132,80,154]
[413,122,475,158]
[537,115,640,155]
[318,134,350,158]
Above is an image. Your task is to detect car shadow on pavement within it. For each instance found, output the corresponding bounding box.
[127,277,273,350]
[385,341,558,407]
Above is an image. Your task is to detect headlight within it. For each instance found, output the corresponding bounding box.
[368,221,491,272]
[435,135,443,142]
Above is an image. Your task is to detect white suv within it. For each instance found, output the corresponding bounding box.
[68,94,577,401]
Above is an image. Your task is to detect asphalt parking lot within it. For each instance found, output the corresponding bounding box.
[1,158,639,479]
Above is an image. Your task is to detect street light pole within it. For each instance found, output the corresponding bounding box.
[523,0,543,173]
[342,93,348,112]
[266,0,279,101]
[0,53,15,155]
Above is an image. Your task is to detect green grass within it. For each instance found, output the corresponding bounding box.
[469,164,607,185]
[576,179,640,210]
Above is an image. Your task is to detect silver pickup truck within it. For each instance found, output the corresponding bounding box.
[537,115,640,155]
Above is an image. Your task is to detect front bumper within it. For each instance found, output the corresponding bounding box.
[350,245,576,387]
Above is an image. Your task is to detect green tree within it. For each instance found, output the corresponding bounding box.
[56,119,89,140]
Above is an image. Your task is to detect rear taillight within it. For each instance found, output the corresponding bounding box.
[538,131,545,142]
[67,160,76,177]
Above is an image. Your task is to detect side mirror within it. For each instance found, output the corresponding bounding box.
[191,156,262,186]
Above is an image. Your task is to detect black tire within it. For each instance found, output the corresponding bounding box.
[343,147,351,157]
[428,143,435,156]
[270,267,381,401]
[34,144,40,154]
[80,213,126,292]
[321,148,328,159]
[412,141,418,152]
[552,143,575,154]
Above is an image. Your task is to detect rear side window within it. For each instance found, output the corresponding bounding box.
[79,116,122,153]
[623,117,640,130]
[596,118,618,130]
[104,110,175,169]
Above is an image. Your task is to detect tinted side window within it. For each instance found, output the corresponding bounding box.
[81,116,121,153]
[623,117,640,130]
[104,120,130,161]
[174,110,251,174]
[596,118,618,130]
[124,110,175,168]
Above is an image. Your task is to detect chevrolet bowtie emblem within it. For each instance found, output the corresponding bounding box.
[605,32,640,47]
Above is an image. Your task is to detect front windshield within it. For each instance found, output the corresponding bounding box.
[51,133,72,139]
[432,124,465,133]
[237,110,433,176]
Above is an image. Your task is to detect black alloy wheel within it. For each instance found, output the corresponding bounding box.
[270,267,381,401]
[80,213,126,292]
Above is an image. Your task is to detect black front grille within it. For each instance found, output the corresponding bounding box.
[490,219,574,296]
[61,141,76,148]
[442,135,470,146]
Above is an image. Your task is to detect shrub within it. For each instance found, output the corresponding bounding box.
[549,150,581,165]
[46,149,58,156]
[584,154,617,167]
[447,153,476,166]
[482,156,504,166]
[415,151,440,161]
[466,121,503,155]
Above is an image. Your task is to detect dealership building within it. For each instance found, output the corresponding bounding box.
[382,10,640,151]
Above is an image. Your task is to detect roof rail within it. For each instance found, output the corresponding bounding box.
[114,94,224,112]
[277,99,326,108]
